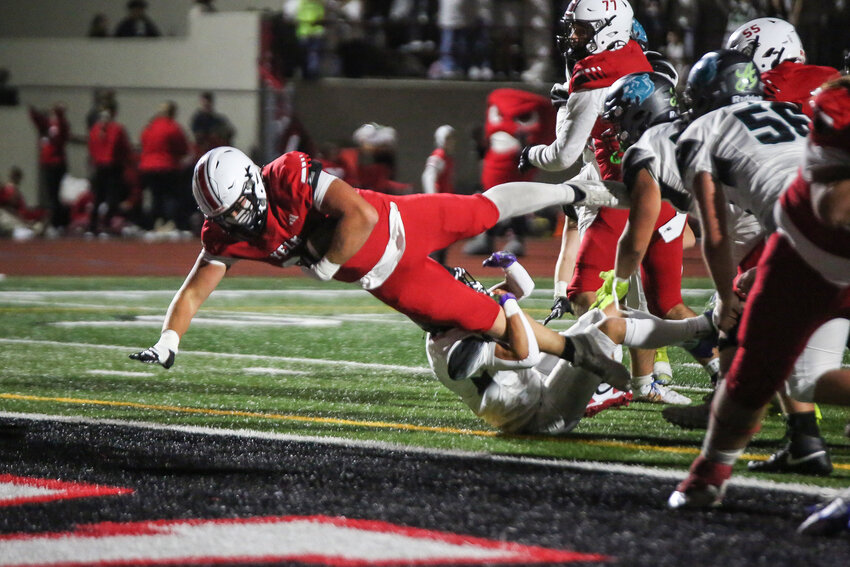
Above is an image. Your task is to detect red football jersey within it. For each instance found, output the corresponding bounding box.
[569,41,652,181]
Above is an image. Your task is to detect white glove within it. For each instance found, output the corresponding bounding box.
[301,256,341,281]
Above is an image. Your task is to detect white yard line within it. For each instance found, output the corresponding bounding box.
[0,338,431,375]
[0,411,834,499]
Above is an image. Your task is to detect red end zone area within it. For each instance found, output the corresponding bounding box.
[0,237,709,279]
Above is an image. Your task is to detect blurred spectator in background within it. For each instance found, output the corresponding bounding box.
[421,124,456,195]
[191,0,216,15]
[28,102,70,230]
[139,101,190,232]
[664,27,688,87]
[0,167,46,239]
[293,0,327,79]
[87,103,133,236]
[190,91,235,160]
[520,0,554,85]
[422,124,456,264]
[87,13,110,37]
[0,68,18,106]
[353,122,413,194]
[430,0,493,80]
[86,88,117,130]
[115,0,161,38]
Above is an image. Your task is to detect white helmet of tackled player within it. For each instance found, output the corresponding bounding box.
[560,0,634,60]
[192,146,268,239]
[725,17,806,73]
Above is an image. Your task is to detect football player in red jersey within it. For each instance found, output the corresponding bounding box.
[522,0,690,404]
[669,77,850,513]
[129,146,630,390]
[718,16,844,474]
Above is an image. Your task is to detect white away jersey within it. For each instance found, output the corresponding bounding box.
[676,100,809,231]
[623,121,692,213]
[623,119,764,265]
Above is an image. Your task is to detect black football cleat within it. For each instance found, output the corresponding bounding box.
[747,435,833,476]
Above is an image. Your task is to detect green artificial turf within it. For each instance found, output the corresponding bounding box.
[1,275,848,488]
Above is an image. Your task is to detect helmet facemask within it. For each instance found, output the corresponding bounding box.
[211,169,268,240]
[560,17,610,61]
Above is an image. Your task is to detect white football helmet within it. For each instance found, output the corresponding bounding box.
[725,17,806,72]
[560,0,635,60]
[192,146,268,240]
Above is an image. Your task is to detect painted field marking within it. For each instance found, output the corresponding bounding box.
[87,370,155,378]
[0,338,430,375]
[0,515,604,567]
[0,474,132,507]
[0,412,836,499]
[3,393,847,471]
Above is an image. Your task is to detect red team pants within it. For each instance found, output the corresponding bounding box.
[568,202,685,316]
[725,233,850,409]
[341,191,503,333]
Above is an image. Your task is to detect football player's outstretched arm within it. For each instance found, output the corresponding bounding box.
[615,168,661,280]
[692,171,741,331]
[129,253,227,368]
[306,178,379,280]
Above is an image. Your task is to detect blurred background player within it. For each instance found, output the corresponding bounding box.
[464,88,555,256]
[421,124,456,265]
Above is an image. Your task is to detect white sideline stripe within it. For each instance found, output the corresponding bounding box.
[51,317,341,329]
[87,370,155,378]
[244,367,308,376]
[0,412,835,500]
[0,338,431,375]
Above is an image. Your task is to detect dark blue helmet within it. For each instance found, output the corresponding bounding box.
[603,72,680,148]
[683,49,763,120]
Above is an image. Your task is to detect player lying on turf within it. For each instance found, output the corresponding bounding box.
[427,251,716,434]
[668,76,850,514]
[128,146,628,388]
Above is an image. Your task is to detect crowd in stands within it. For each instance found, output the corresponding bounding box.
[267,0,849,86]
[3,0,847,241]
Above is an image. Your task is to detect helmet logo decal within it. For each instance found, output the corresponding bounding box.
[735,62,758,92]
[622,74,655,104]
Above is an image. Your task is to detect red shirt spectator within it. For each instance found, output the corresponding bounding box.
[29,104,69,166]
[139,106,190,172]
[88,114,132,168]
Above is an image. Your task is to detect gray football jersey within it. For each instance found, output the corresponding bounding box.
[676,100,809,231]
